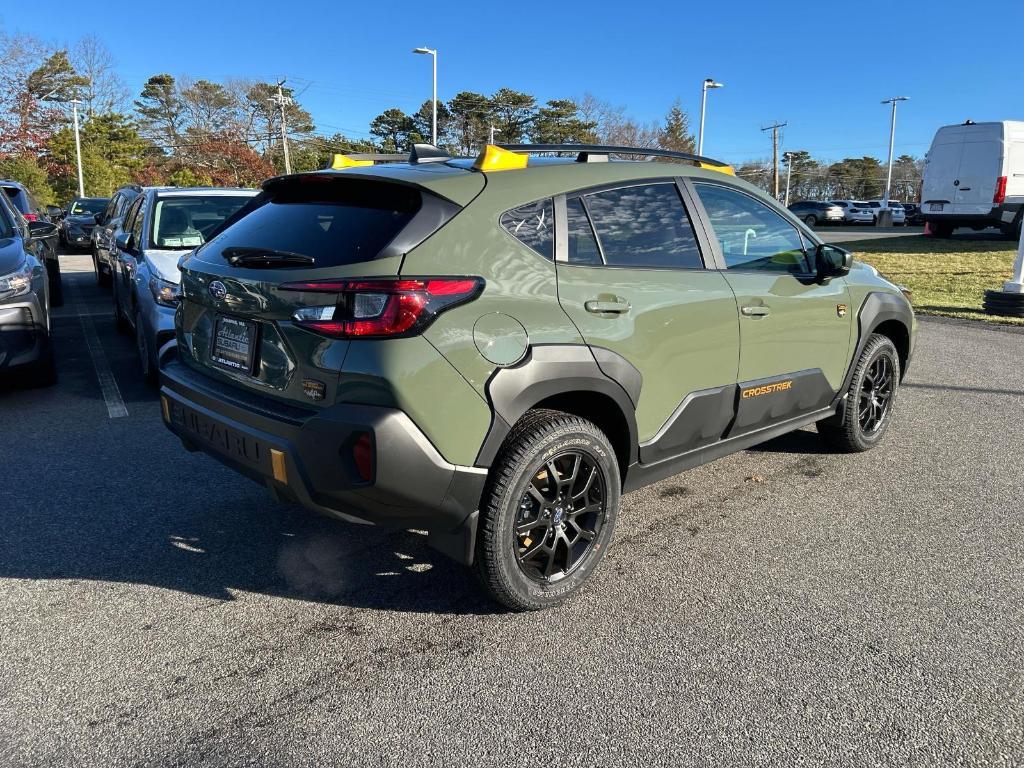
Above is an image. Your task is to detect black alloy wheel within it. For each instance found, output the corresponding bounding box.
[858,353,895,434]
[515,451,606,583]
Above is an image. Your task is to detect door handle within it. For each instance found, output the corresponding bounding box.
[741,305,770,317]
[585,299,631,314]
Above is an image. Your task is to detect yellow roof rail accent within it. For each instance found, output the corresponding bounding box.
[330,154,375,169]
[699,161,735,175]
[473,144,529,172]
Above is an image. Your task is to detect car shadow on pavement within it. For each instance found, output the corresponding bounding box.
[0,454,502,616]
[748,427,832,455]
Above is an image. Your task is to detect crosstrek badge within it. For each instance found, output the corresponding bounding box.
[741,380,793,398]
[302,379,326,401]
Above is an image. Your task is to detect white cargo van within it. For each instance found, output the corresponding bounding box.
[921,120,1024,237]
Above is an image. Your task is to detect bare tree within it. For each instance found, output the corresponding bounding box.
[71,35,129,117]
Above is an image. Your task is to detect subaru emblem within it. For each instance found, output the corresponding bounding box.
[209,280,227,301]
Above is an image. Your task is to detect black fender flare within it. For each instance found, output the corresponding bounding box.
[832,290,914,408]
[474,344,640,468]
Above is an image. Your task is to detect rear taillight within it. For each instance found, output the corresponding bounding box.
[22,213,38,222]
[994,176,1007,205]
[281,277,484,339]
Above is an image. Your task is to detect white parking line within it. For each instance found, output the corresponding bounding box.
[69,281,128,419]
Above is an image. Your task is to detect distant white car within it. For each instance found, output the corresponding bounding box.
[830,200,875,224]
[864,200,906,225]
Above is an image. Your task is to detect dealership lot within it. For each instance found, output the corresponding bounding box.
[1,253,1022,766]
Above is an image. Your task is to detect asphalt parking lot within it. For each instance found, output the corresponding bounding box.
[1,251,1022,767]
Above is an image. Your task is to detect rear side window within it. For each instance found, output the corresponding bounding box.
[694,182,810,273]
[2,186,27,213]
[151,195,252,249]
[207,179,421,268]
[582,183,703,269]
[0,199,14,238]
[501,198,553,260]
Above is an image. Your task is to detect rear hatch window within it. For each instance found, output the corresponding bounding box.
[200,177,422,268]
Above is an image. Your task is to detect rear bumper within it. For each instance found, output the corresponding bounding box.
[922,203,1022,227]
[159,358,486,564]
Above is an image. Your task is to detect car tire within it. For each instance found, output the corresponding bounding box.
[135,310,157,385]
[804,215,817,227]
[94,249,110,288]
[473,408,621,611]
[112,283,129,333]
[46,254,64,308]
[817,334,901,453]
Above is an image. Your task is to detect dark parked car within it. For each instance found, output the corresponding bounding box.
[91,185,142,288]
[1,180,62,306]
[0,191,57,386]
[60,197,109,251]
[787,200,844,226]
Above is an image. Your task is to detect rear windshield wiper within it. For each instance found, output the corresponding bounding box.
[222,246,315,268]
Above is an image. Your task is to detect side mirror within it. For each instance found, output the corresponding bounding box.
[94,212,104,225]
[27,220,58,240]
[114,231,135,253]
[45,205,63,219]
[815,244,852,281]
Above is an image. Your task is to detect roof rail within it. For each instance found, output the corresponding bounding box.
[497,143,731,168]
[325,152,406,170]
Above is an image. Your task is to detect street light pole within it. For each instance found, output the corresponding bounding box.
[413,47,438,145]
[697,78,723,156]
[783,152,794,207]
[881,96,909,208]
[70,99,84,198]
[489,125,500,144]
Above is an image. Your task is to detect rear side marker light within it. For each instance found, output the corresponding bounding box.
[281,277,484,339]
[270,449,288,484]
[994,176,1007,205]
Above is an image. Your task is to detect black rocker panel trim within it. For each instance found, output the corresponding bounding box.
[727,368,836,439]
[475,344,639,468]
[638,384,735,464]
[624,406,835,492]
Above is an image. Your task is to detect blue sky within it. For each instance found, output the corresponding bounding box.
[3,0,1021,164]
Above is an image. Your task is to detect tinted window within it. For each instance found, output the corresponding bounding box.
[151,194,253,249]
[500,198,553,260]
[0,199,14,238]
[206,179,421,268]
[583,183,702,269]
[100,195,119,222]
[694,183,810,273]
[565,197,602,265]
[2,186,28,214]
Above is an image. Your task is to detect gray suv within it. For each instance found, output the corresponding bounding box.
[0,192,57,386]
[111,186,256,382]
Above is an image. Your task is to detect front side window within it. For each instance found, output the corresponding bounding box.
[500,198,553,260]
[130,200,146,244]
[694,183,810,273]
[581,182,703,269]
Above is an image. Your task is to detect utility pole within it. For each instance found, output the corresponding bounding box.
[70,99,84,198]
[489,125,500,144]
[269,79,292,174]
[761,121,787,200]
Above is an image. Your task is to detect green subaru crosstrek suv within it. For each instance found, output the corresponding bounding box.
[160,143,915,610]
